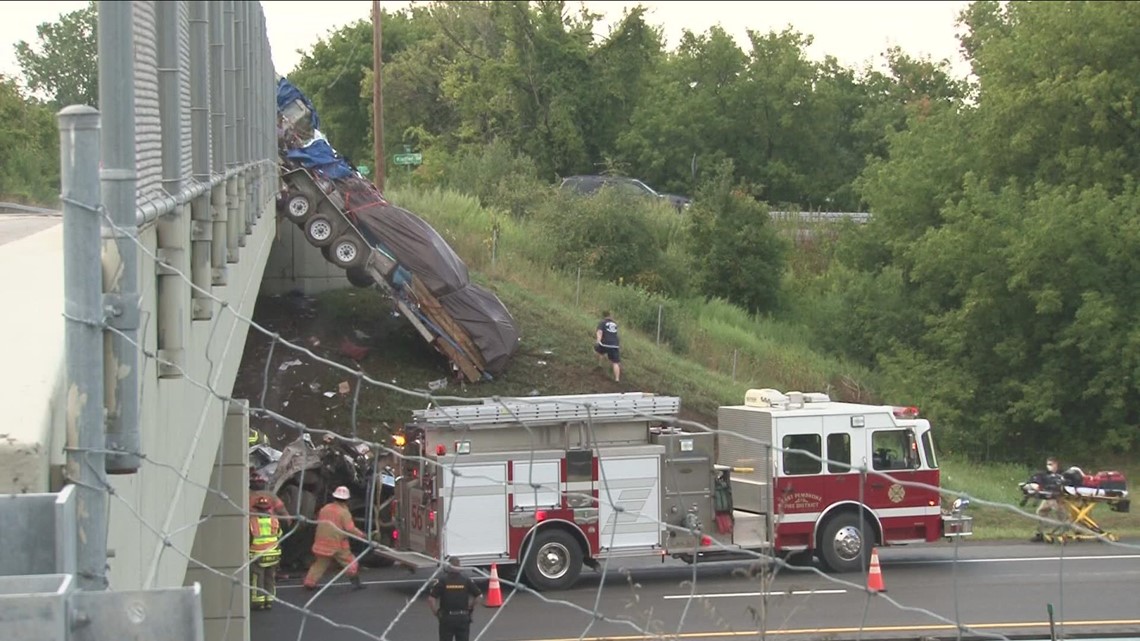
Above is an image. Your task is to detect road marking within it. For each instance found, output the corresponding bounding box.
[662,589,845,600]
[893,553,1140,565]
[277,578,424,590]
[516,619,1140,641]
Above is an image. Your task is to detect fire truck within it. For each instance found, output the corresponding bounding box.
[379,390,972,591]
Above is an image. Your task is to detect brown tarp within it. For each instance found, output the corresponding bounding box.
[438,285,520,375]
[353,201,469,296]
[352,200,519,374]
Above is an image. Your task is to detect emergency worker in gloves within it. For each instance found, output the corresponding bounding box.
[428,557,483,641]
[248,496,282,609]
[303,485,366,590]
[1031,456,1066,542]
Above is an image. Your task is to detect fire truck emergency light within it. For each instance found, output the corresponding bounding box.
[892,406,920,419]
[435,444,447,456]
[850,416,865,428]
[455,441,472,454]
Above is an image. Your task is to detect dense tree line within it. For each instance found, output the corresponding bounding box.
[291,1,959,211]
[0,1,96,204]
[292,1,1140,460]
[14,1,1139,459]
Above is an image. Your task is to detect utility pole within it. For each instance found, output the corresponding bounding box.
[372,0,385,192]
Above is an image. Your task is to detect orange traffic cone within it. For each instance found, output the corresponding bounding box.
[867,547,887,593]
[484,563,503,608]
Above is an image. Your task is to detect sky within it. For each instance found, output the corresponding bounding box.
[0,1,974,83]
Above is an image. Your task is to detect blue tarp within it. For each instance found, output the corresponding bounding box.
[284,139,355,181]
[276,77,320,131]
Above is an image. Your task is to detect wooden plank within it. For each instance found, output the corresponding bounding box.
[409,278,487,371]
[433,335,482,383]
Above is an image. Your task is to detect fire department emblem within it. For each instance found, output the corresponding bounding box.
[888,483,906,504]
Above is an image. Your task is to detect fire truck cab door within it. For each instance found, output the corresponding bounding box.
[863,427,921,510]
[822,416,864,496]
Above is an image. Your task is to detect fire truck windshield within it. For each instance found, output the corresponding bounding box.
[921,429,938,468]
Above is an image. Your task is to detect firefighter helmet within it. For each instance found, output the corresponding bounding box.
[253,496,272,511]
[332,486,351,500]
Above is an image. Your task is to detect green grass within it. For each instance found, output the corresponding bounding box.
[384,185,877,407]
[940,456,1140,540]
[247,184,1140,543]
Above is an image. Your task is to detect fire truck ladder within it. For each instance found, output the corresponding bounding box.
[414,393,682,428]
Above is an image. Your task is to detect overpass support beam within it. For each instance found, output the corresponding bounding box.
[184,400,250,641]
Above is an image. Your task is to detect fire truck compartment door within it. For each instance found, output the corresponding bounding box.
[511,460,561,508]
[598,453,663,550]
[440,463,508,557]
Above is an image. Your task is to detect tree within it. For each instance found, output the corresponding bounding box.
[0,76,60,204]
[686,160,787,314]
[14,1,97,109]
[839,1,1140,458]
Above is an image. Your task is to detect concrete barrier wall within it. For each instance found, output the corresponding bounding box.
[260,217,350,295]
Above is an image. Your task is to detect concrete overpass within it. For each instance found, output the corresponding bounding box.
[0,2,330,640]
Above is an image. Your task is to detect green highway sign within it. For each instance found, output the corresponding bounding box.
[393,152,423,166]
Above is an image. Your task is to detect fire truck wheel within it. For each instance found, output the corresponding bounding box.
[818,512,874,574]
[522,528,583,591]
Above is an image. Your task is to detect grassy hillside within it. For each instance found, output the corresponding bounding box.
[234,185,1138,541]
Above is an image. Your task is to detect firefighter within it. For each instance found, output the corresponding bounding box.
[303,485,366,590]
[249,496,282,609]
[1032,456,1066,542]
[249,472,291,522]
[428,557,483,641]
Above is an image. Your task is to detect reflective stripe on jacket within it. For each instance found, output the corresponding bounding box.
[249,515,281,565]
[311,502,363,557]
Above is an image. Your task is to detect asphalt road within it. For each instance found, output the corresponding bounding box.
[252,542,1140,641]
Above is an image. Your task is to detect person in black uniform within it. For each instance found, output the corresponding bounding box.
[1031,456,1065,542]
[428,557,483,641]
[594,311,621,382]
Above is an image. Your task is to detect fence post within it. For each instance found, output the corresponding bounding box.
[575,267,581,306]
[99,0,141,474]
[59,105,110,591]
[491,227,497,271]
[732,349,738,382]
[656,304,663,345]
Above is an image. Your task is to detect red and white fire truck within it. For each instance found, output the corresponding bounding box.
[379,390,972,591]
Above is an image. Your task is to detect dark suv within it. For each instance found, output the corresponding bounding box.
[560,175,691,212]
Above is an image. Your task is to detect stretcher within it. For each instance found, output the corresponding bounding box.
[1019,470,1130,544]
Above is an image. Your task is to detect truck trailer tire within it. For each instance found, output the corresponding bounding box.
[818,512,873,574]
[304,214,338,247]
[345,267,375,289]
[330,234,367,270]
[521,528,583,591]
[284,192,313,224]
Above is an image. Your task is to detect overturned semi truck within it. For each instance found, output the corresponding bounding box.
[274,78,519,382]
